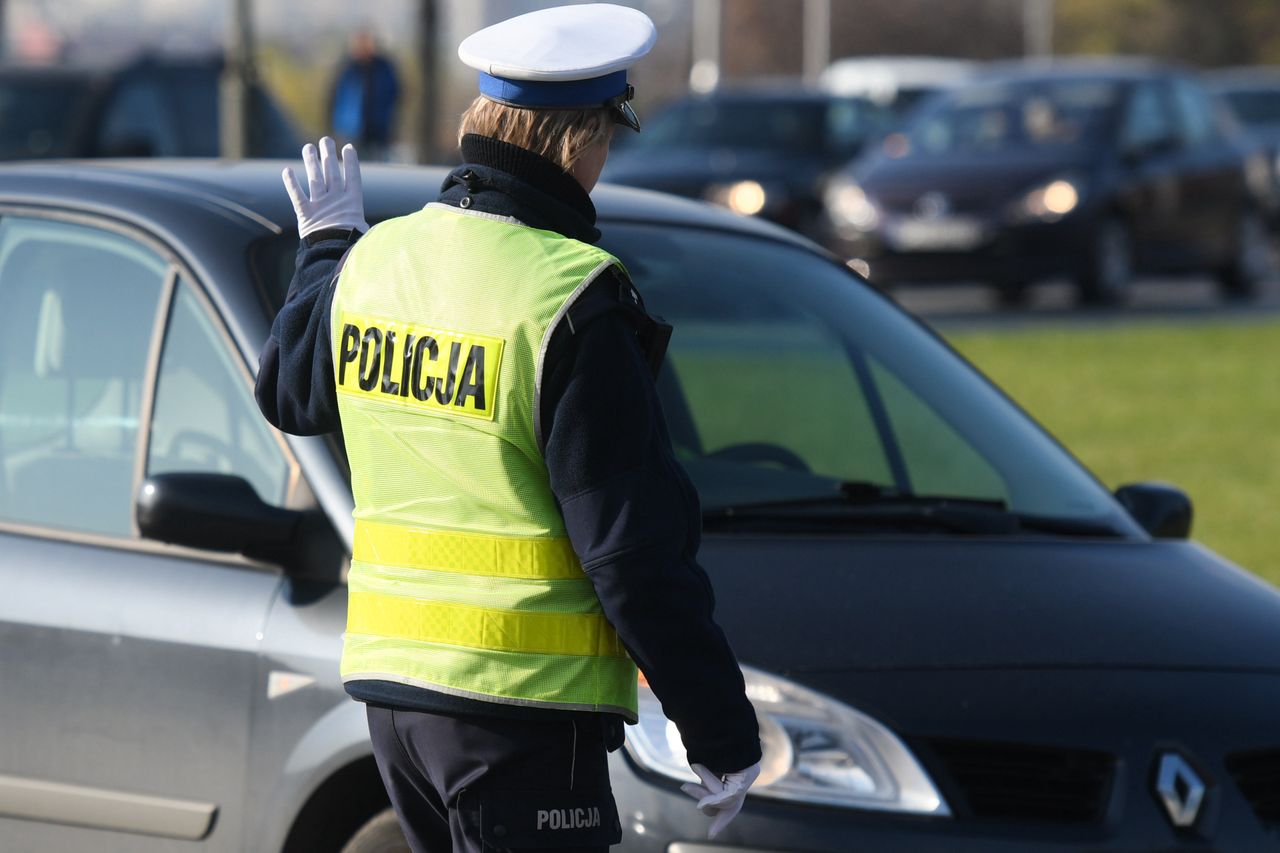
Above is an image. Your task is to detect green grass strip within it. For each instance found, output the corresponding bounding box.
[948,319,1280,585]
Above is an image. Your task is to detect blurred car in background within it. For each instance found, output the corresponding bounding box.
[820,55,977,119]
[4,161,1280,852]
[602,87,893,240]
[0,55,300,160]
[1206,67,1280,223]
[1207,67,1280,152]
[825,60,1276,305]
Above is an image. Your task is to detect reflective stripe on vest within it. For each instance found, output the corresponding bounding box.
[353,519,584,579]
[332,205,638,719]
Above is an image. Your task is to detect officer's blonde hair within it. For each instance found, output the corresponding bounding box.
[459,96,613,171]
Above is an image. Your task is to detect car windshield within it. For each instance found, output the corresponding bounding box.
[1220,88,1280,128]
[0,76,93,159]
[632,97,889,157]
[901,78,1120,157]
[601,224,1135,533]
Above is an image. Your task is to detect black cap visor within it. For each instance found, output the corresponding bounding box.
[606,85,641,132]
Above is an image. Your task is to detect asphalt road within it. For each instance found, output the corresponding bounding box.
[890,274,1280,330]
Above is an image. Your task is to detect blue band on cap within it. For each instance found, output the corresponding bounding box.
[478,70,628,108]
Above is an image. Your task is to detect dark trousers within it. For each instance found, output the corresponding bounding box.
[366,705,622,853]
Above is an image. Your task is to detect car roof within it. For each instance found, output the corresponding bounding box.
[648,86,878,114]
[973,56,1178,84]
[0,159,814,245]
[822,55,977,85]
[1204,67,1280,91]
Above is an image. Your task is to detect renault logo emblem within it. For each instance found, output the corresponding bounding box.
[1154,752,1205,828]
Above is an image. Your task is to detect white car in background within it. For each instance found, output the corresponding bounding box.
[821,55,977,117]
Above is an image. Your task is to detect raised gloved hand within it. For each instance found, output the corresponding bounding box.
[281,136,369,238]
[680,762,761,839]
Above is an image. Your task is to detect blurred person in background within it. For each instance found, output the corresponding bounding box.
[329,29,400,161]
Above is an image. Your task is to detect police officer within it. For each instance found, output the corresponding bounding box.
[256,5,761,851]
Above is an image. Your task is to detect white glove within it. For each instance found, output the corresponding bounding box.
[281,136,369,238]
[680,762,761,839]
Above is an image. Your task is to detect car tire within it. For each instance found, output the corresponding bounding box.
[340,808,411,853]
[1077,216,1132,307]
[1216,209,1272,301]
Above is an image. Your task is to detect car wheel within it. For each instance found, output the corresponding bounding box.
[1216,209,1272,301]
[1077,217,1131,307]
[340,808,410,853]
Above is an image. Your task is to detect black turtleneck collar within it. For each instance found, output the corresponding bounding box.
[437,134,600,243]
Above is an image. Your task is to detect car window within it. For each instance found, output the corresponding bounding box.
[1220,88,1280,128]
[1122,81,1176,151]
[637,97,886,156]
[1171,78,1222,147]
[153,65,220,157]
[603,223,1131,529]
[826,98,893,156]
[0,216,166,536]
[97,78,181,157]
[158,64,301,158]
[148,279,290,506]
[659,313,896,489]
[906,79,1119,157]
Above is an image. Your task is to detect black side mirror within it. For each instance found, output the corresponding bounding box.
[137,472,333,575]
[1114,482,1193,539]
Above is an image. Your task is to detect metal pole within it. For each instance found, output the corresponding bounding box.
[803,0,830,83]
[220,0,254,159]
[1023,0,1054,58]
[416,0,440,164]
[689,0,721,93]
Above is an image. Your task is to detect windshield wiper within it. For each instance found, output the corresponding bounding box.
[703,481,1125,538]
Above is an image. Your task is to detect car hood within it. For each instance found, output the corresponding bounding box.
[702,536,1280,674]
[855,153,1094,210]
[604,148,832,194]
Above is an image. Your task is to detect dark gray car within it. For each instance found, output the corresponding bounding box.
[1,161,1279,852]
[0,57,301,161]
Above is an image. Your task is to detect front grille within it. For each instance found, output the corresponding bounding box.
[929,738,1115,824]
[1227,748,1280,824]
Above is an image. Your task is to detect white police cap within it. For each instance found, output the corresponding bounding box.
[458,3,656,131]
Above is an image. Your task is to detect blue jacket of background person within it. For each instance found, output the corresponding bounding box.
[331,55,400,147]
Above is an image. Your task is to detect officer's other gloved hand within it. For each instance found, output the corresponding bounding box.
[282,136,370,238]
[680,762,761,839]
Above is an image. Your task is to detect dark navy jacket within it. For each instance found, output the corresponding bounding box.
[256,135,761,775]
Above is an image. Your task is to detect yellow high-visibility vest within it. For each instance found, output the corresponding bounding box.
[331,203,638,719]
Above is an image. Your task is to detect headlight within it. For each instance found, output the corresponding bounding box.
[705,180,769,216]
[1011,177,1081,223]
[625,666,951,816]
[825,178,880,234]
